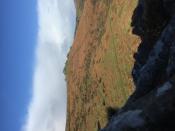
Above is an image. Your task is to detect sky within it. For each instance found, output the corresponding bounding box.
[0,0,37,131]
[0,0,76,131]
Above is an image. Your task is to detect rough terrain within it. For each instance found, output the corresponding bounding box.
[65,0,139,130]
[103,0,175,130]
[65,0,175,130]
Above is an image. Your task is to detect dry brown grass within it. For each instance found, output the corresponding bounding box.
[66,0,140,131]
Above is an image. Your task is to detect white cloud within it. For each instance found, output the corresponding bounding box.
[23,0,76,131]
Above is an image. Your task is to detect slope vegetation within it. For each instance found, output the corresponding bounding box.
[65,0,139,130]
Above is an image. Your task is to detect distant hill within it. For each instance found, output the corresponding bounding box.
[65,0,139,130]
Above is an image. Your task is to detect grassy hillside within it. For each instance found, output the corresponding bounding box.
[65,0,139,130]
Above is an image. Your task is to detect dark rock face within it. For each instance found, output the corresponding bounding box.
[102,0,175,130]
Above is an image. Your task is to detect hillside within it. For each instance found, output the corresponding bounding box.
[65,0,139,130]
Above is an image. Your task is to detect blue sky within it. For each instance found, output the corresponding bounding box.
[0,0,37,131]
[0,0,76,131]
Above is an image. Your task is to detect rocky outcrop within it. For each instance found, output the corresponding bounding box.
[102,0,175,130]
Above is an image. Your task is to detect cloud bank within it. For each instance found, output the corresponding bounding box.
[23,0,76,131]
